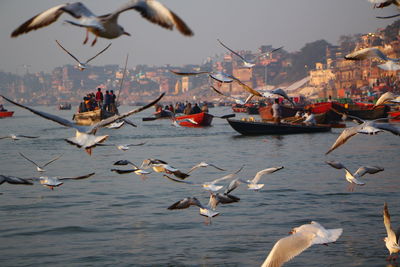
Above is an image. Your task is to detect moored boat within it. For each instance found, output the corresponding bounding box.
[175,112,213,127]
[72,109,115,125]
[227,118,331,135]
[0,111,14,118]
[258,105,302,121]
[389,110,400,121]
[331,102,389,120]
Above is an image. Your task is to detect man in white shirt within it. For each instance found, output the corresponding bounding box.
[303,110,316,125]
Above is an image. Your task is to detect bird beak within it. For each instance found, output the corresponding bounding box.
[124,31,131,36]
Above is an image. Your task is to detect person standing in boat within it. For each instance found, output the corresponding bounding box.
[201,102,209,113]
[104,90,111,112]
[110,90,117,113]
[183,103,192,115]
[272,98,281,124]
[0,104,6,112]
[95,88,104,108]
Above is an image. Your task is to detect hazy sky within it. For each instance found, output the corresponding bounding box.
[0,0,397,73]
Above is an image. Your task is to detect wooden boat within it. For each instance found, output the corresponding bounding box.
[259,105,302,121]
[59,103,72,110]
[72,109,115,125]
[232,104,247,113]
[389,110,400,121]
[0,111,14,118]
[331,102,389,120]
[175,112,213,127]
[227,118,331,135]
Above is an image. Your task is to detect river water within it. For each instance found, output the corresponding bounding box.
[0,105,399,267]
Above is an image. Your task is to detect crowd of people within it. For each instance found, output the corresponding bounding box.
[154,101,209,117]
[78,88,117,113]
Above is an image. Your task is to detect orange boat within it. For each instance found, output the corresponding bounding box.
[0,111,14,118]
[175,112,213,127]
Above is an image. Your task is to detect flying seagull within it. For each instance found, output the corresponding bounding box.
[163,166,243,192]
[167,197,220,224]
[369,0,400,8]
[11,0,193,46]
[105,119,137,129]
[326,115,400,154]
[19,152,62,172]
[0,175,33,186]
[345,47,400,71]
[141,158,190,179]
[383,202,400,261]
[262,221,342,267]
[2,93,164,155]
[111,160,151,179]
[97,142,146,151]
[170,70,262,97]
[374,91,400,107]
[0,134,39,141]
[55,40,111,71]
[210,85,254,105]
[325,160,384,191]
[29,172,95,190]
[187,161,226,174]
[217,39,283,68]
[225,166,284,193]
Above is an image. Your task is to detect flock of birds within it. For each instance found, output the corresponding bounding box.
[1,0,400,266]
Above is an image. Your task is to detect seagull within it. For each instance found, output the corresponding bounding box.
[159,109,198,127]
[141,158,189,179]
[167,197,220,224]
[105,119,137,129]
[11,0,193,46]
[344,47,400,71]
[262,221,343,267]
[217,39,283,68]
[210,85,253,105]
[369,0,400,8]
[187,161,226,174]
[19,152,62,172]
[326,115,400,154]
[383,202,400,261]
[170,70,262,97]
[0,134,39,141]
[374,92,400,107]
[111,160,151,179]
[163,166,243,192]
[55,40,111,71]
[1,93,164,155]
[325,160,384,191]
[207,192,240,210]
[225,166,284,193]
[98,141,146,151]
[28,172,95,190]
[0,175,33,186]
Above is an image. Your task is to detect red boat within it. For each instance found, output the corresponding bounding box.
[259,105,302,121]
[0,111,14,118]
[389,110,400,121]
[175,112,213,127]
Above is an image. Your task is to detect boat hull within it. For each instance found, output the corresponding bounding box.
[259,105,302,121]
[72,109,115,125]
[176,112,213,127]
[331,102,389,120]
[227,119,331,135]
[0,111,14,118]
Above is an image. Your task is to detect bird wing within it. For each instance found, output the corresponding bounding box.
[168,197,204,210]
[325,160,346,170]
[163,174,198,185]
[269,88,295,106]
[18,152,40,168]
[210,165,244,184]
[127,142,147,147]
[374,122,400,135]
[374,92,396,106]
[55,40,81,64]
[325,125,361,155]
[85,43,112,64]
[384,202,398,244]
[345,47,388,61]
[232,77,263,97]
[111,168,138,174]
[217,39,247,62]
[90,93,164,133]
[251,166,284,184]
[208,163,226,171]
[42,154,63,168]
[11,3,96,37]
[224,178,242,195]
[1,95,86,131]
[170,70,210,76]
[261,232,315,267]
[59,172,95,180]
[0,175,33,185]
[17,135,40,139]
[122,119,137,127]
[354,166,384,178]
[112,0,193,36]
[113,160,133,165]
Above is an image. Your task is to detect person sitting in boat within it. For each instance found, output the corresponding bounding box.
[190,103,202,114]
[0,104,7,112]
[201,102,209,113]
[78,97,88,113]
[303,110,316,125]
[183,103,192,115]
[272,99,281,124]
